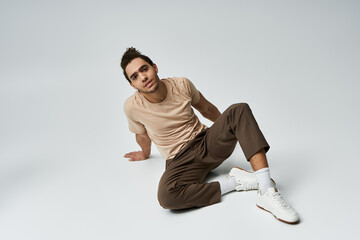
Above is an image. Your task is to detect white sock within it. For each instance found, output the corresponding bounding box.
[217,176,238,195]
[254,167,273,195]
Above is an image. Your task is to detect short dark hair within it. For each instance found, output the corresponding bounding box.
[120,47,154,83]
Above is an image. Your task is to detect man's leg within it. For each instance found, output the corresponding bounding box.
[248,148,273,195]
[249,148,268,171]
[158,103,299,223]
[157,131,222,210]
[205,103,269,165]
[204,103,271,194]
[205,103,299,223]
[158,103,268,209]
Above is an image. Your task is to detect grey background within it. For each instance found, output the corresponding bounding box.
[1,0,359,239]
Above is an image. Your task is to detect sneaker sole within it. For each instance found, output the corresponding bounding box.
[256,204,300,224]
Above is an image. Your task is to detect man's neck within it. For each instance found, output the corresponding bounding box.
[141,80,167,103]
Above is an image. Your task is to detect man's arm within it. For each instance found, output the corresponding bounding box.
[192,92,221,122]
[124,131,151,161]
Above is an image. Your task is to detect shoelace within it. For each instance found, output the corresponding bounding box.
[270,192,289,208]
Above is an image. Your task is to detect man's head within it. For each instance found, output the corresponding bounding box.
[121,47,160,93]
[121,47,154,83]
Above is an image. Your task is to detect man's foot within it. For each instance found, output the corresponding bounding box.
[227,167,259,191]
[256,187,300,224]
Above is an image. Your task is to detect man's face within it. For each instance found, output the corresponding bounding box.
[125,58,160,93]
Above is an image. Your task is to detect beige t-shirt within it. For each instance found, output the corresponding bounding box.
[124,77,208,160]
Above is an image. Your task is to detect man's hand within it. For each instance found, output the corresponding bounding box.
[124,151,148,161]
[124,131,152,162]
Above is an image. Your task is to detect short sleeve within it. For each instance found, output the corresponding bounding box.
[123,100,146,134]
[182,77,201,105]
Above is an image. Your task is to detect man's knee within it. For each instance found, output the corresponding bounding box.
[229,102,250,110]
[226,103,251,115]
[157,184,179,210]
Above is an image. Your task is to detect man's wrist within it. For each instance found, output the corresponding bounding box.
[142,149,150,158]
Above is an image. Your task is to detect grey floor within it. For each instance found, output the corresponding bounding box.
[1,1,359,239]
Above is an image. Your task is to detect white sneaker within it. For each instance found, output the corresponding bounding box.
[257,187,300,224]
[227,167,259,191]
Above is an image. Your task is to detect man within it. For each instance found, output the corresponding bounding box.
[121,47,299,224]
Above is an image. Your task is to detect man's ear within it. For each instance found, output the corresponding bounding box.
[153,63,158,73]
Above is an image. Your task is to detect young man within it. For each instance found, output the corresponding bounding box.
[121,47,299,224]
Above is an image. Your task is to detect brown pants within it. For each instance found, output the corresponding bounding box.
[157,103,270,210]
